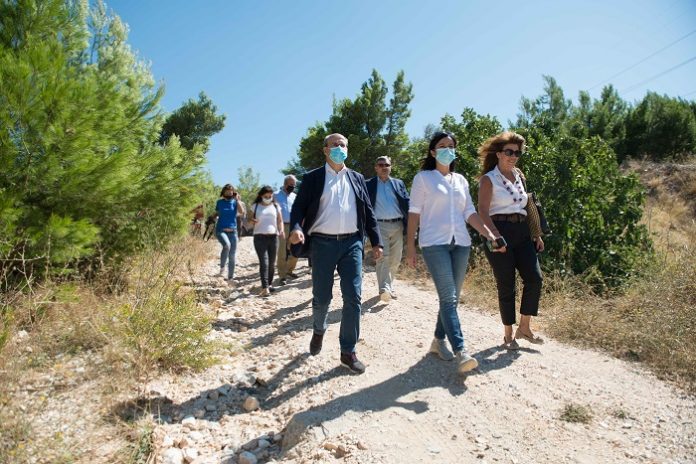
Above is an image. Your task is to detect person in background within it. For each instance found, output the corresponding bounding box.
[274,175,299,285]
[215,184,240,285]
[249,185,284,297]
[477,131,544,350]
[236,197,248,239]
[289,133,383,374]
[366,155,410,302]
[406,131,505,374]
[190,204,205,236]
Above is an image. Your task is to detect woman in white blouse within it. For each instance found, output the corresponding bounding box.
[478,131,544,350]
[406,131,504,374]
[249,186,285,297]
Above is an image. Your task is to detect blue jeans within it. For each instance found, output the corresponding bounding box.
[216,230,238,279]
[421,243,471,353]
[310,234,363,353]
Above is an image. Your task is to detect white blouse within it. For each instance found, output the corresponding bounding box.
[484,166,528,216]
[253,203,280,235]
[409,170,477,248]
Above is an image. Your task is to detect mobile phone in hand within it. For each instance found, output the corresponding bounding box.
[486,237,507,252]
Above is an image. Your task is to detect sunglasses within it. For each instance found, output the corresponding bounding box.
[377,163,391,167]
[502,149,523,158]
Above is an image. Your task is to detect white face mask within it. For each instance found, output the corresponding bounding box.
[262,197,272,205]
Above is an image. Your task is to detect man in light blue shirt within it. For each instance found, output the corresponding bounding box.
[273,175,298,284]
[366,156,410,302]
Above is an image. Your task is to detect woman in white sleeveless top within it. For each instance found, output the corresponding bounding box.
[478,131,544,350]
[249,186,284,297]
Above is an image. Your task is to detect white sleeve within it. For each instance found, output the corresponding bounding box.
[408,173,425,214]
[462,177,477,221]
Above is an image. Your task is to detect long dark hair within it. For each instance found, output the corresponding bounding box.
[253,185,276,205]
[421,131,457,171]
[219,183,236,198]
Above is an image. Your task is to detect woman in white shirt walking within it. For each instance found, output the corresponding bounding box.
[477,131,544,349]
[406,131,505,374]
[249,186,285,297]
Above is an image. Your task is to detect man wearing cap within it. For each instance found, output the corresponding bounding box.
[366,155,410,302]
[289,133,383,374]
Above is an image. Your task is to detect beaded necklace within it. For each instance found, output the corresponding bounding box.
[498,169,525,203]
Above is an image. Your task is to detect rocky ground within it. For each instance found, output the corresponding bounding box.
[144,239,695,464]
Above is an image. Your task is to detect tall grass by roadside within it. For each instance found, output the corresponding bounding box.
[0,235,220,462]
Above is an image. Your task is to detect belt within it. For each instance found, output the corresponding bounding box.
[311,232,358,240]
[491,213,527,223]
[377,217,403,223]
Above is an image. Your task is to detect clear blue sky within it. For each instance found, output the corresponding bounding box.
[108,0,696,188]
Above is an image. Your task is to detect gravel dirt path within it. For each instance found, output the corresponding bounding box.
[150,239,695,464]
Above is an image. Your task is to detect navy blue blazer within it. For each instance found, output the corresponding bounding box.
[290,165,382,257]
[365,176,410,229]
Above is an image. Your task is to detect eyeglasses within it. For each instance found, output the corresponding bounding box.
[377,163,391,167]
[502,149,523,158]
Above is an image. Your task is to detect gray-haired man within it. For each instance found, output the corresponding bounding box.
[366,155,410,302]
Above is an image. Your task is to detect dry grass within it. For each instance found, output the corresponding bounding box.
[0,235,219,463]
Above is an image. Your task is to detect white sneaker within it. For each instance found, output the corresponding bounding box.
[226,278,236,288]
[454,351,478,374]
[258,287,270,297]
[429,338,454,361]
[216,267,224,277]
[379,291,391,302]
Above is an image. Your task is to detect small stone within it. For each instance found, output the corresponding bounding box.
[182,448,199,463]
[323,442,338,451]
[357,441,368,450]
[234,311,243,317]
[208,390,219,401]
[622,422,633,429]
[335,445,348,458]
[205,403,217,412]
[257,439,271,450]
[162,447,184,464]
[177,437,190,448]
[193,409,205,419]
[181,416,196,428]
[239,326,249,332]
[188,431,204,442]
[161,434,175,447]
[243,396,260,412]
[271,433,283,443]
[238,451,258,464]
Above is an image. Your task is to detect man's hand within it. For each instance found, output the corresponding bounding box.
[372,245,383,261]
[289,229,304,245]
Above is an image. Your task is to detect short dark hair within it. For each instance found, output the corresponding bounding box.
[421,131,458,171]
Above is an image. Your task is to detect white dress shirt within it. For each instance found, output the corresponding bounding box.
[409,170,477,247]
[309,163,358,235]
[484,166,528,216]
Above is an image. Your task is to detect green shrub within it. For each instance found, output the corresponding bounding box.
[111,286,216,374]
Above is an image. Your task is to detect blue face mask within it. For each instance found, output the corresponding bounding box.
[435,147,456,166]
[329,146,348,164]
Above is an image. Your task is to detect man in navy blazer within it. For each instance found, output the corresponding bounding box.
[366,155,410,302]
[289,133,383,374]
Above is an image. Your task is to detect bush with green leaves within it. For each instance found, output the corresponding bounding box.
[516,130,651,289]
